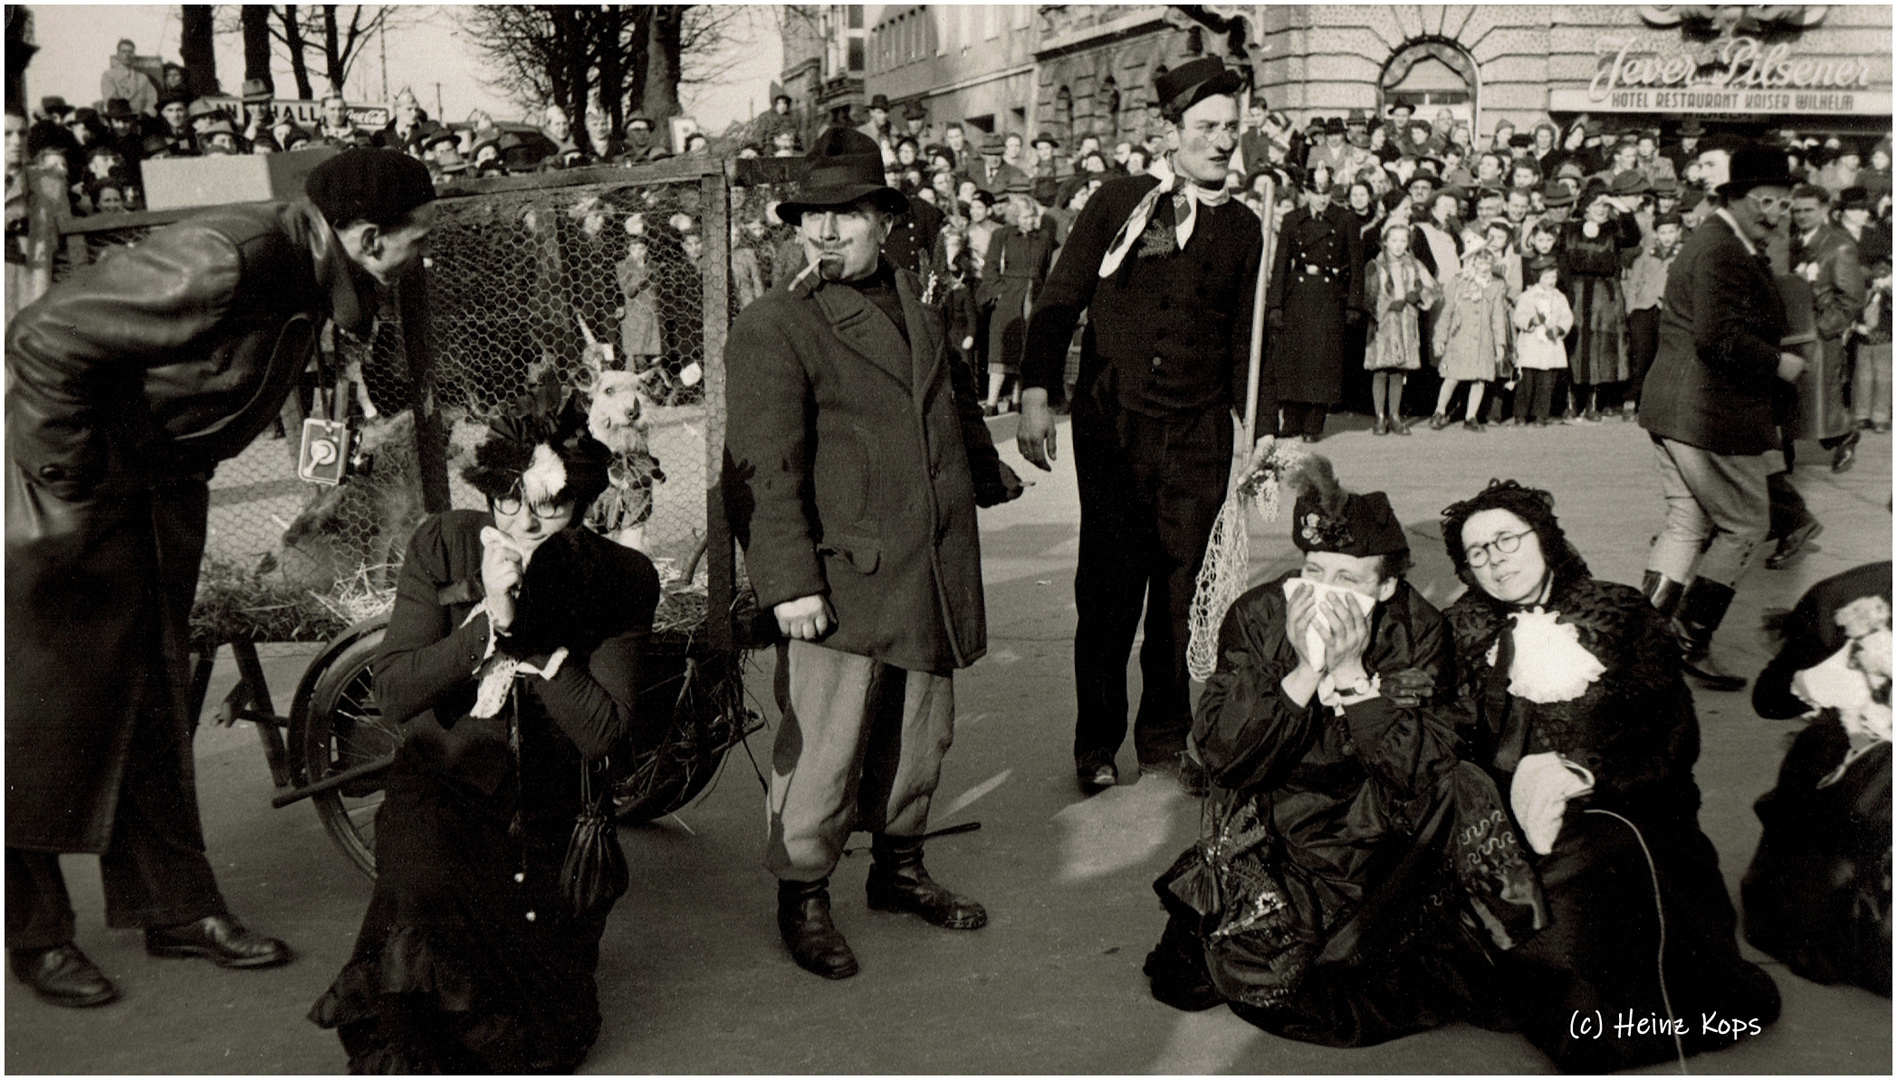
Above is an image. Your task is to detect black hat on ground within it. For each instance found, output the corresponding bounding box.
[305,148,438,229]
[1718,142,1798,198]
[773,127,909,224]
[1154,56,1243,123]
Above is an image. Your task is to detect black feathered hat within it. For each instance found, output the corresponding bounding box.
[1286,455,1409,558]
[463,386,613,514]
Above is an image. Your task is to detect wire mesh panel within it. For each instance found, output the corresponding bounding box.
[44,159,737,648]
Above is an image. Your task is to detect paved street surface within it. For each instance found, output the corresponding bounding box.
[7,414,1891,1074]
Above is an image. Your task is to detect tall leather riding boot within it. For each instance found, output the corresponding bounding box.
[866,835,987,930]
[1640,570,1684,619]
[1671,579,1748,692]
[776,877,858,980]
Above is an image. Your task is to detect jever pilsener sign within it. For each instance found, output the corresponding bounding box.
[1548,34,1891,115]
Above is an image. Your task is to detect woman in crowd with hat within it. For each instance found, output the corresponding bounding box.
[1437,479,1780,1071]
[1558,187,1641,421]
[1144,456,1540,1047]
[977,175,1058,415]
[310,395,660,1072]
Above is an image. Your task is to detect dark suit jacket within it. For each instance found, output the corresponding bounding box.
[1641,213,1790,455]
[723,259,1009,672]
[1020,173,1263,418]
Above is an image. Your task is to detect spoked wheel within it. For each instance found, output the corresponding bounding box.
[294,625,394,880]
[612,641,757,824]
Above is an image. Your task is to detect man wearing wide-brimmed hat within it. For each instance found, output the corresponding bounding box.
[724,127,1023,981]
[1639,143,1805,692]
[968,130,1026,197]
[1018,55,1264,794]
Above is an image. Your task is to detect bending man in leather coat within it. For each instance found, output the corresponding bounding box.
[5,149,435,1008]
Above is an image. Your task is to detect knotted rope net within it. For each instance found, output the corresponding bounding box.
[1186,437,1304,682]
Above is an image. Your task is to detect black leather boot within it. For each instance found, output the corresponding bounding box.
[1640,570,1684,619]
[1671,579,1747,692]
[866,835,987,930]
[776,878,858,979]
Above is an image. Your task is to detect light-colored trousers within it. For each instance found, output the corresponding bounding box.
[1647,435,1771,588]
[765,640,955,882]
[1853,341,1892,427]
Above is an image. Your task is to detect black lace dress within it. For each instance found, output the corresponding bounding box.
[1443,572,1780,1072]
[1150,572,1544,1047]
[309,512,658,1073]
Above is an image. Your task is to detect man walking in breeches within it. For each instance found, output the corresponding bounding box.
[1016,57,1263,793]
[1639,143,1806,691]
[724,128,1023,980]
[6,149,436,1007]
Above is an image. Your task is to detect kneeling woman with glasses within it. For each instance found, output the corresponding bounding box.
[1438,480,1779,1072]
[311,398,659,1073]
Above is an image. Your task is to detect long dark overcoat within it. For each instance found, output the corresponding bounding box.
[6,200,372,852]
[723,259,1010,673]
[1265,202,1364,405]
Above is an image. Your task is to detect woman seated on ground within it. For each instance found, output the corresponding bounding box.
[1743,560,1891,997]
[1145,454,1544,1048]
[1437,480,1780,1072]
[310,396,660,1073]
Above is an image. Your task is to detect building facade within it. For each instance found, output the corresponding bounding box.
[1251,4,1892,141]
[779,4,869,135]
[864,4,1041,140]
[841,5,1891,162]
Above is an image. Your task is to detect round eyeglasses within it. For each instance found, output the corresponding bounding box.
[1465,530,1528,568]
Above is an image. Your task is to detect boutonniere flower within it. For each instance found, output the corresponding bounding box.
[1506,608,1607,704]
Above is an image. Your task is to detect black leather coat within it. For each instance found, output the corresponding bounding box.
[5,199,373,852]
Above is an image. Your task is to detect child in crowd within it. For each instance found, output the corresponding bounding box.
[1512,254,1573,425]
[1363,219,1439,435]
[1623,210,1683,415]
[1430,246,1510,432]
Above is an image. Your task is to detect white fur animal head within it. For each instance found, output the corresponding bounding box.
[587,369,654,455]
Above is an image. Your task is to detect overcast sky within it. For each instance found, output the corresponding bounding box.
[23,4,786,131]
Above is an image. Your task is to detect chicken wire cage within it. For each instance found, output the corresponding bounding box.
[46,159,747,653]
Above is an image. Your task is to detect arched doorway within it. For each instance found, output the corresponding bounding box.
[1380,39,1479,142]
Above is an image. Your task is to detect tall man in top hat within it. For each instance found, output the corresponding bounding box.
[1017,56,1262,792]
[724,128,1024,980]
[1639,143,1806,691]
[6,149,436,1007]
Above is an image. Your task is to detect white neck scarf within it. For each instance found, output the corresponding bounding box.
[1097,154,1232,278]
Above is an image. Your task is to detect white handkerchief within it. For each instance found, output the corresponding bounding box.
[1282,578,1371,672]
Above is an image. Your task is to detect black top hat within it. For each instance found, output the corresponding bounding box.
[1154,56,1243,122]
[774,127,909,224]
[867,94,892,112]
[1718,142,1797,197]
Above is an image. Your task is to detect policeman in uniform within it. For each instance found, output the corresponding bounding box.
[1017,57,1262,792]
[1265,166,1366,441]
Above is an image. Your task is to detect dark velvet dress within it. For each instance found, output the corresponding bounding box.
[310,511,659,1074]
[1149,572,1544,1047]
[1442,573,1781,1072]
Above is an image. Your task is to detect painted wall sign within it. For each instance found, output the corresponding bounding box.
[1587,35,1875,100]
